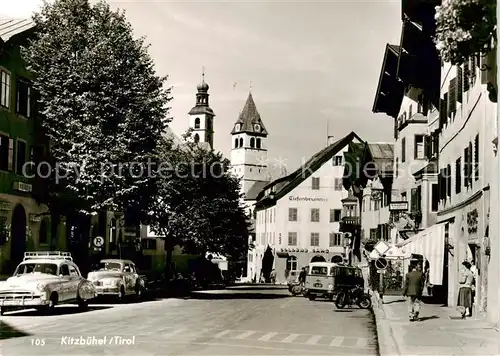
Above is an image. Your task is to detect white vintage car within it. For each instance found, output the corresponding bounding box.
[0,251,97,315]
[87,259,145,300]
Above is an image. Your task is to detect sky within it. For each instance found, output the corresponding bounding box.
[2,0,401,174]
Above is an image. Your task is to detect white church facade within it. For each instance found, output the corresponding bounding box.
[248,132,365,284]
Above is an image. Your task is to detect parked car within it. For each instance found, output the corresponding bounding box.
[0,251,97,315]
[87,259,145,301]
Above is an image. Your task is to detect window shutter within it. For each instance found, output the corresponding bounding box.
[414,136,418,159]
[470,56,477,83]
[474,135,479,181]
[463,62,470,92]
[456,66,463,103]
[448,79,457,116]
[410,188,417,212]
[424,135,431,159]
[455,157,461,194]
[438,169,444,200]
[7,138,13,171]
[446,165,451,197]
[468,142,473,187]
[416,186,422,211]
[464,147,469,188]
[439,95,448,128]
[402,137,406,162]
[433,132,439,158]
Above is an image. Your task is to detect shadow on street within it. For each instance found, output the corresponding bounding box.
[4,305,112,317]
[0,321,31,340]
[188,291,289,300]
[225,286,287,291]
[418,315,439,321]
[383,298,406,304]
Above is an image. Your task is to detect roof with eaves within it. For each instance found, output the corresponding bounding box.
[0,19,36,47]
[254,131,364,210]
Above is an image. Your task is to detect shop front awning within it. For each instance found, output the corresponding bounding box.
[396,223,445,285]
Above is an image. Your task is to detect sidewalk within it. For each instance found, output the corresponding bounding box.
[372,292,500,355]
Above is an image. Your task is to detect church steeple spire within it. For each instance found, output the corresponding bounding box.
[188,68,215,149]
[230,92,268,136]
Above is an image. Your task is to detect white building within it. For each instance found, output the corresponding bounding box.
[435,54,498,320]
[249,132,364,283]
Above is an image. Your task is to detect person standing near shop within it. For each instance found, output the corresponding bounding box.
[457,261,474,318]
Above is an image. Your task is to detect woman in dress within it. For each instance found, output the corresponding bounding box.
[457,261,474,318]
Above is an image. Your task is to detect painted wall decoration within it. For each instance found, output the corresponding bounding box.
[467,209,478,234]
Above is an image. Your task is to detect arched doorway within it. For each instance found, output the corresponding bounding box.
[310,255,326,263]
[331,255,343,263]
[10,204,27,265]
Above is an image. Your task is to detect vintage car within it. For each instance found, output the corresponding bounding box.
[304,262,338,300]
[87,259,145,300]
[0,251,97,315]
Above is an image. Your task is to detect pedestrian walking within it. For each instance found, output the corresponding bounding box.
[457,261,474,318]
[298,267,307,288]
[403,263,424,321]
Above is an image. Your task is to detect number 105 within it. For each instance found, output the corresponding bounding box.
[31,338,45,346]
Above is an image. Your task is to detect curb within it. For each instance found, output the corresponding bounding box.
[371,291,401,356]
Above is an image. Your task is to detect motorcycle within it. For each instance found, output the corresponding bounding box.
[335,286,372,309]
[288,282,305,296]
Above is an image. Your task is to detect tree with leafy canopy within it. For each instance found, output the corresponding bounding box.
[148,134,251,280]
[23,0,170,267]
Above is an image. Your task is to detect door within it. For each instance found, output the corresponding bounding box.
[58,264,71,301]
[10,204,27,272]
[68,264,81,300]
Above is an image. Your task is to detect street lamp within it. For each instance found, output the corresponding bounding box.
[370,182,385,296]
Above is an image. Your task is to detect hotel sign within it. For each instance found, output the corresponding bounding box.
[389,201,408,211]
[289,196,328,202]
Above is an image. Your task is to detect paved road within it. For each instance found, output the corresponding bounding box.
[0,285,377,355]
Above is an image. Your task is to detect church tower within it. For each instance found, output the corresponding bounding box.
[230,92,269,198]
[188,70,215,149]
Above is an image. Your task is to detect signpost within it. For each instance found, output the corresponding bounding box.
[93,236,104,249]
[375,257,388,270]
[389,201,409,211]
[373,241,390,257]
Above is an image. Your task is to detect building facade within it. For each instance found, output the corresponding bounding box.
[435,55,498,319]
[0,20,58,274]
[250,132,363,283]
[368,0,499,325]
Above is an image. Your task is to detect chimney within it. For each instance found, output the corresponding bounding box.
[327,135,335,146]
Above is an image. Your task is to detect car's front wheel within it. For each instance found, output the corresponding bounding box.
[135,283,143,301]
[118,285,125,302]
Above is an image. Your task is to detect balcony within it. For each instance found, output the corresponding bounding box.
[339,216,361,233]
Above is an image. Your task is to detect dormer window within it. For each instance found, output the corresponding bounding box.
[235,124,241,131]
[254,124,260,132]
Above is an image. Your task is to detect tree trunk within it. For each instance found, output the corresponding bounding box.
[50,208,60,250]
[163,230,174,283]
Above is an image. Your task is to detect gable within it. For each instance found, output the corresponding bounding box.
[267,132,365,202]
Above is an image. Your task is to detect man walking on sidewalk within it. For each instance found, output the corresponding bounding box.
[403,262,424,321]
